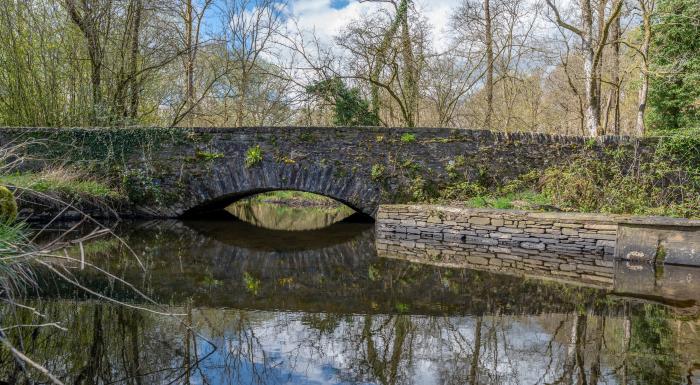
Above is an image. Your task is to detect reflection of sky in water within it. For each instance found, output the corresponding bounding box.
[21,219,699,384]
[189,311,607,385]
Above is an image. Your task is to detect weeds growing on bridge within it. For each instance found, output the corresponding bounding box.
[421,129,700,218]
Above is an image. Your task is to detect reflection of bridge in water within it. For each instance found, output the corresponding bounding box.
[37,219,655,317]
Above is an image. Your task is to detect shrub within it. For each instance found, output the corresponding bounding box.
[539,146,700,218]
[0,186,18,223]
[370,164,385,181]
[400,133,416,143]
[440,181,485,201]
[245,145,263,168]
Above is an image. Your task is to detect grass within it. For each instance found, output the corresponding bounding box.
[0,169,122,199]
[463,190,553,210]
[246,190,340,205]
[0,221,26,253]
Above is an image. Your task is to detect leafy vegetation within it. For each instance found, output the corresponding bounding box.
[306,78,380,126]
[371,164,385,181]
[420,130,700,218]
[648,0,700,131]
[400,133,416,143]
[244,145,263,168]
[195,150,224,161]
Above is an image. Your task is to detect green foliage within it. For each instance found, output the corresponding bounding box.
[122,169,162,205]
[462,190,551,210]
[306,78,380,126]
[0,186,18,223]
[629,305,681,384]
[648,0,700,130]
[498,171,540,195]
[245,145,263,168]
[440,181,486,201]
[539,144,700,217]
[243,272,261,295]
[0,221,25,251]
[445,156,466,179]
[400,133,416,143]
[194,150,224,161]
[409,176,427,201]
[371,164,385,181]
[656,127,700,167]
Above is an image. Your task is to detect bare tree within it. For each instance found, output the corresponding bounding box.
[635,0,655,136]
[63,0,114,123]
[545,0,624,136]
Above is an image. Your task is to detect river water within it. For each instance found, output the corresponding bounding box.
[1,201,699,384]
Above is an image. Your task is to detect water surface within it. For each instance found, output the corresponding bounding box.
[1,205,699,384]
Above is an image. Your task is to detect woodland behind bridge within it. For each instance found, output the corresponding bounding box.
[0,0,697,137]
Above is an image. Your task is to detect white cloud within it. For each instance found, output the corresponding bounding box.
[285,0,460,50]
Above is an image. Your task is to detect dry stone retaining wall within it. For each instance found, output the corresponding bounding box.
[376,205,628,287]
[376,205,700,287]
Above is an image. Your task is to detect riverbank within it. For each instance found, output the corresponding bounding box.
[0,171,127,222]
[242,190,345,208]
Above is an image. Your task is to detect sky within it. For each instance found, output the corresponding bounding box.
[282,0,460,50]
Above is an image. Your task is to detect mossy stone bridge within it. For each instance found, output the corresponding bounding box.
[0,127,644,218]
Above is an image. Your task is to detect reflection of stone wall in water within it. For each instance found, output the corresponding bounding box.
[377,205,618,287]
[225,200,353,231]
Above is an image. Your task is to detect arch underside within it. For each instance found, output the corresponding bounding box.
[178,163,380,219]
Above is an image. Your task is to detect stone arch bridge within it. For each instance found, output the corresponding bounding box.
[0,127,644,219]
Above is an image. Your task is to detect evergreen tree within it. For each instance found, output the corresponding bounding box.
[307,78,380,126]
[648,0,700,131]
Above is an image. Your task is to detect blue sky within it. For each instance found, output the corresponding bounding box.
[204,0,458,50]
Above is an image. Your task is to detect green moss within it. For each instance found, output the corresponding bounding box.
[0,186,18,223]
[194,150,224,161]
[245,145,263,168]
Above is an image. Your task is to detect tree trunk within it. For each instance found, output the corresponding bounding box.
[469,316,483,385]
[581,0,599,136]
[635,0,652,136]
[128,0,142,120]
[184,0,195,127]
[484,0,494,130]
[399,0,418,127]
[611,7,621,134]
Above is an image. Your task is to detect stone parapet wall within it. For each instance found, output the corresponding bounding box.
[376,205,626,287]
[0,126,649,218]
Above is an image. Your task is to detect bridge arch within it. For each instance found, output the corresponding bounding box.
[178,162,381,219]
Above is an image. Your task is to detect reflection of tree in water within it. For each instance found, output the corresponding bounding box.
[226,200,354,231]
[0,302,190,384]
[0,301,695,384]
